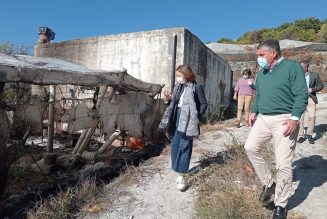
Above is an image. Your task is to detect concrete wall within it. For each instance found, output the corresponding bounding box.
[35,28,232,115]
[183,30,232,113]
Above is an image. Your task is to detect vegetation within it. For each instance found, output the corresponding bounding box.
[192,135,272,219]
[191,134,306,219]
[26,179,104,219]
[217,17,327,44]
[0,41,32,55]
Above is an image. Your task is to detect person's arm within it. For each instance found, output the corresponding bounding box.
[251,76,260,115]
[233,90,238,100]
[163,90,172,104]
[249,78,256,91]
[283,62,308,137]
[290,62,308,119]
[233,79,241,100]
[249,76,260,126]
[164,85,180,105]
[311,73,324,93]
[196,84,208,117]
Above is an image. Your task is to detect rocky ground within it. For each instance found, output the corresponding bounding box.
[81,93,327,219]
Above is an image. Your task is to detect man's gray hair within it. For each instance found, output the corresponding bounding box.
[257,39,281,56]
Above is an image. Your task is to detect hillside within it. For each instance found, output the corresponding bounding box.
[217,17,327,44]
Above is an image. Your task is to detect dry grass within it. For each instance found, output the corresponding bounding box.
[200,123,222,133]
[191,135,308,219]
[26,164,146,219]
[288,211,308,219]
[200,119,234,133]
[26,179,103,219]
[191,138,272,219]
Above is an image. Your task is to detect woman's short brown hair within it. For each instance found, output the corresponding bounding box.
[176,64,196,82]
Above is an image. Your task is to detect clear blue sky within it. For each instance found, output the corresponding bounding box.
[0,0,326,47]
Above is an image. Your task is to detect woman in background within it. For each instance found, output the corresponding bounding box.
[233,68,255,128]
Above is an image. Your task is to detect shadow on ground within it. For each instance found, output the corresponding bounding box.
[187,147,241,175]
[314,123,327,141]
[288,155,327,210]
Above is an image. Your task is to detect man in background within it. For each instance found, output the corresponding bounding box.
[298,60,324,144]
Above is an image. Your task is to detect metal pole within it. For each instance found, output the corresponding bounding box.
[171,34,177,91]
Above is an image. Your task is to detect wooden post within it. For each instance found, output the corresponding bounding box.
[97,130,121,154]
[171,34,177,92]
[73,86,115,159]
[44,85,57,165]
[72,128,87,154]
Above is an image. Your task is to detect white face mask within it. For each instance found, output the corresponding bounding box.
[176,76,186,84]
[257,57,269,69]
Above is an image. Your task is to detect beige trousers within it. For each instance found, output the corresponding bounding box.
[237,95,252,122]
[299,98,316,137]
[244,114,298,208]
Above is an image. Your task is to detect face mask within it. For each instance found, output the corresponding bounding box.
[257,57,269,69]
[176,76,186,84]
[243,75,248,79]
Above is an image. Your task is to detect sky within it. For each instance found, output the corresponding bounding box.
[0,0,326,47]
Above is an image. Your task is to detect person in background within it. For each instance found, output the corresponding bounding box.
[298,60,324,144]
[233,68,255,128]
[158,64,207,191]
[244,39,307,219]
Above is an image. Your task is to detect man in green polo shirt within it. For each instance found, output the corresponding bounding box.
[244,39,308,219]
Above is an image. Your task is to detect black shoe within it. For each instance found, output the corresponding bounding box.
[273,206,287,219]
[297,137,305,143]
[259,182,276,206]
[308,135,315,144]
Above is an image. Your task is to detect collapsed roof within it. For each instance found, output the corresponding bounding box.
[0,54,163,94]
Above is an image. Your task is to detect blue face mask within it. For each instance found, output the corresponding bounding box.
[257,57,269,69]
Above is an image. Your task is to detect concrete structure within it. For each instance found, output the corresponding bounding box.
[207,39,327,62]
[207,39,327,83]
[35,28,233,115]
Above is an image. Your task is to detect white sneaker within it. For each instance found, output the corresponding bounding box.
[176,175,184,183]
[176,178,188,191]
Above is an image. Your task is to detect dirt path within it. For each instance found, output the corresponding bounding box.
[81,93,327,219]
[288,93,327,219]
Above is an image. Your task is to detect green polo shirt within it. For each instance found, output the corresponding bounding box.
[252,59,308,118]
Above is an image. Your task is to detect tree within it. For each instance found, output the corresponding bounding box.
[261,29,282,41]
[214,17,326,44]
[0,42,15,55]
[281,25,301,40]
[0,41,32,55]
[318,24,327,43]
[294,17,322,32]
[217,38,234,44]
[236,32,252,44]
[277,22,291,31]
[248,30,264,44]
[298,29,317,41]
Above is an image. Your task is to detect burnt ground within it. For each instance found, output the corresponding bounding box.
[0,136,165,218]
